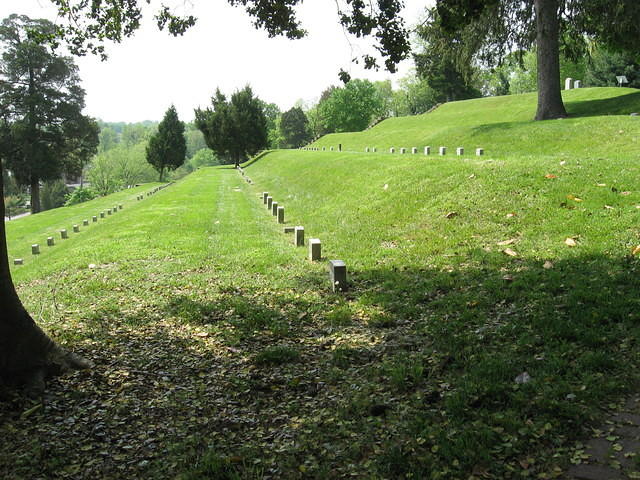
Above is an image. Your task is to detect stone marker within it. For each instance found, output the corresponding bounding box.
[631,113,639,117]
[412,147,417,154]
[574,79,581,89]
[83,219,89,226]
[329,260,347,292]
[294,226,304,246]
[119,204,123,210]
[263,192,269,204]
[372,147,377,152]
[47,237,54,247]
[32,244,40,255]
[267,196,273,209]
[277,206,285,224]
[322,146,326,151]
[330,146,334,151]
[14,258,23,265]
[439,146,447,155]
[424,146,431,155]
[390,147,395,153]
[73,224,79,233]
[309,238,321,261]
[93,216,97,222]
[365,147,369,153]
[565,77,573,90]
[107,209,112,215]
[476,148,484,156]
[456,147,464,156]
[400,147,406,154]
[100,212,105,218]
[272,201,279,216]
[113,206,117,212]
[284,226,295,233]
[61,229,68,239]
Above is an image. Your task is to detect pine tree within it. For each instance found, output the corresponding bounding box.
[146,105,186,181]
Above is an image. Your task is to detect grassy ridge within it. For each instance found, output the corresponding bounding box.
[311,87,640,159]
[6,183,162,276]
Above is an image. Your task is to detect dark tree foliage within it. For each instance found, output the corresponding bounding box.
[45,0,410,76]
[146,105,186,181]
[424,0,640,120]
[194,86,268,167]
[585,48,640,89]
[279,107,311,148]
[62,115,100,187]
[0,15,91,213]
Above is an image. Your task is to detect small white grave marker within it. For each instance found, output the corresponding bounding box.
[294,226,305,246]
[476,148,484,156]
[272,201,279,216]
[439,146,447,155]
[73,224,79,233]
[277,206,285,224]
[329,260,347,292]
[424,146,431,155]
[267,196,273,209]
[412,147,417,154]
[390,147,395,153]
[47,237,54,247]
[456,147,464,156]
[83,219,89,226]
[309,238,321,261]
[400,147,406,154]
[32,244,40,255]
[565,77,573,90]
[93,216,97,222]
[60,229,68,239]
[14,258,23,265]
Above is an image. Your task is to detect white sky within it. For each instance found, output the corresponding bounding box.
[0,0,431,123]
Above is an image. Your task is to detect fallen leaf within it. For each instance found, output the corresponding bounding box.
[559,161,566,166]
[506,212,516,218]
[621,191,631,196]
[604,205,614,209]
[567,194,583,202]
[632,246,640,255]
[445,212,458,219]
[565,238,578,247]
[383,184,388,190]
[503,274,514,282]
[597,183,606,187]
[503,248,518,257]
[543,260,554,269]
[497,238,516,246]
[545,174,557,179]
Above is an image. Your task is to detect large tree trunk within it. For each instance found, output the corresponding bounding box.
[30,177,40,214]
[0,171,90,393]
[534,0,567,120]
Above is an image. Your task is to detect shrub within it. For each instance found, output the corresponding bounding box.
[64,187,97,206]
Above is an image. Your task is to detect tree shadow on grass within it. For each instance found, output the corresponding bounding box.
[565,90,640,117]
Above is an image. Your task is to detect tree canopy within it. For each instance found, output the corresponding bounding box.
[146,105,187,181]
[0,14,95,213]
[194,86,268,167]
[424,0,640,120]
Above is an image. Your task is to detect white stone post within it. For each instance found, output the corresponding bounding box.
[565,77,573,90]
[439,147,447,155]
[329,260,347,292]
[294,226,305,246]
[309,239,321,261]
[456,147,464,156]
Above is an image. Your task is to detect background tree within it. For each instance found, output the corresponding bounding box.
[0,15,90,213]
[279,106,310,148]
[194,86,268,167]
[145,105,186,181]
[319,79,385,133]
[585,47,640,89]
[426,0,640,120]
[61,115,100,188]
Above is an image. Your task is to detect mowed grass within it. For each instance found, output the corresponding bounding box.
[312,87,640,159]
[3,87,640,479]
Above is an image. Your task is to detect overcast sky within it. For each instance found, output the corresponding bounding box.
[0,1,431,123]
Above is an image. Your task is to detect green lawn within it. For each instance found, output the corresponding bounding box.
[312,87,640,159]
[2,88,640,479]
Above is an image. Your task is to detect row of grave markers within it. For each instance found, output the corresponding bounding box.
[13,185,168,266]
[237,166,347,292]
[299,145,485,156]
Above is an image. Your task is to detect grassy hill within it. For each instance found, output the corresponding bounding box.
[3,88,640,479]
[311,87,640,159]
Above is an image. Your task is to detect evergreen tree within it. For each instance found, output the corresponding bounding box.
[194,86,268,167]
[146,105,186,181]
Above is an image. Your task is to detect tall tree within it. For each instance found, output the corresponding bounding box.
[279,106,310,148]
[61,115,100,188]
[319,79,385,133]
[146,105,186,181]
[194,86,268,167]
[426,0,640,120]
[0,15,89,213]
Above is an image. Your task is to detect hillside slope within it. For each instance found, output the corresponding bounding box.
[311,87,640,159]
